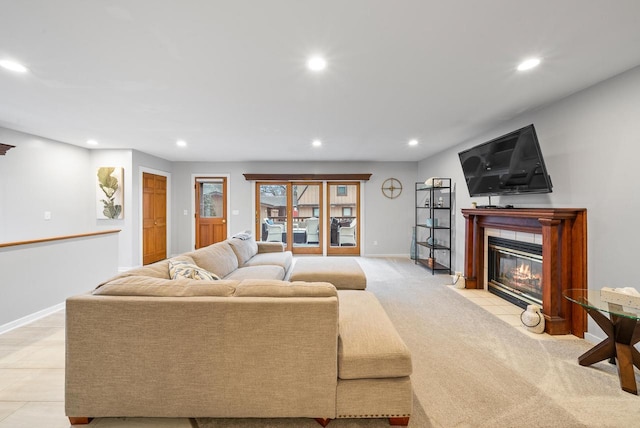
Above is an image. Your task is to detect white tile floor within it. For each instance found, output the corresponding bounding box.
[0,310,195,427]
[0,310,71,427]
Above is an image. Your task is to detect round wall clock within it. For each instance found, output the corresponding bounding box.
[381,178,402,199]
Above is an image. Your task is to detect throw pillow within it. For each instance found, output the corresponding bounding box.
[169,260,220,281]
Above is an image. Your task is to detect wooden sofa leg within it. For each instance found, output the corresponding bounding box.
[315,418,332,426]
[69,417,92,425]
[389,416,410,426]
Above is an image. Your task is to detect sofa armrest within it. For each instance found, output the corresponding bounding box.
[257,241,285,253]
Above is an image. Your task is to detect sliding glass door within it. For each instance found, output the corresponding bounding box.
[256,182,323,254]
[291,183,322,254]
[327,182,360,255]
[257,182,288,245]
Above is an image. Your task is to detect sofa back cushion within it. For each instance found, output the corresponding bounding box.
[93,276,238,297]
[234,279,337,298]
[188,241,239,278]
[227,236,259,266]
[96,255,195,288]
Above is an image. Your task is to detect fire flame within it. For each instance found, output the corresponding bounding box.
[517,263,531,277]
[509,261,542,288]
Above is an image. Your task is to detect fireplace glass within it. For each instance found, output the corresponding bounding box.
[488,237,542,309]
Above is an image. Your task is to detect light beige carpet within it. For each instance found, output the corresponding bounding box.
[198,257,640,428]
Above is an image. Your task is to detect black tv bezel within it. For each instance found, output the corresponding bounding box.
[458,124,553,198]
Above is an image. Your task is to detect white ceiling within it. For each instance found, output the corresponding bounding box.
[1,0,640,162]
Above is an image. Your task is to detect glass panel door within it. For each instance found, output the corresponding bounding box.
[327,182,360,255]
[257,183,289,248]
[256,182,323,254]
[292,183,322,254]
[195,177,227,248]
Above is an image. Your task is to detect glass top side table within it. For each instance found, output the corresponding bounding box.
[564,289,640,394]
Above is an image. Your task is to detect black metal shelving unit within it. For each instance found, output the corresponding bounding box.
[415,179,452,274]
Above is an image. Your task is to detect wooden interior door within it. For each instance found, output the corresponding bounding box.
[195,177,227,249]
[143,172,167,265]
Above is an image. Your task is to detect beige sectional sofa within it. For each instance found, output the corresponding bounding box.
[65,237,412,426]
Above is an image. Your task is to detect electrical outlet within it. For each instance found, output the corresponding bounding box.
[373,240,378,246]
[183,210,188,215]
[44,211,51,220]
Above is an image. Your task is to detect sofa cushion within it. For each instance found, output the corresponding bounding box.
[93,276,238,297]
[188,242,239,278]
[289,257,366,290]
[256,241,285,253]
[337,290,412,380]
[234,279,337,298]
[227,236,259,266]
[96,255,195,288]
[224,265,286,281]
[169,259,220,281]
[242,251,292,272]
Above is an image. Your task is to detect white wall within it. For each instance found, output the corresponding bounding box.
[0,129,174,274]
[0,232,119,329]
[132,150,173,267]
[0,126,418,269]
[0,128,94,241]
[419,65,640,340]
[7,64,640,334]
[171,161,418,256]
[88,149,172,269]
[90,150,133,269]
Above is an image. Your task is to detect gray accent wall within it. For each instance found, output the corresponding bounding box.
[419,65,640,339]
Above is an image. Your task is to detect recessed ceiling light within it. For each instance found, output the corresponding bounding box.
[86,139,98,146]
[0,59,29,73]
[408,139,419,146]
[307,56,327,72]
[517,58,541,71]
[312,139,322,147]
[176,140,187,147]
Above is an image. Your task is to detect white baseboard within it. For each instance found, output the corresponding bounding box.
[0,302,66,335]
[584,332,603,345]
[364,253,410,258]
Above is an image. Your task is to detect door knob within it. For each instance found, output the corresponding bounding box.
[222,219,226,224]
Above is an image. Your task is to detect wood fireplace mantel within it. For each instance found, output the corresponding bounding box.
[461,208,587,337]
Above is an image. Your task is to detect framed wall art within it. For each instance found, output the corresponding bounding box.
[96,167,124,219]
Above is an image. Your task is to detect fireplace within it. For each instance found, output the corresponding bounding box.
[461,208,588,336]
[488,237,542,309]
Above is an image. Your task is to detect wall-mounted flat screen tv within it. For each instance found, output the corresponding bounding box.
[458,124,553,197]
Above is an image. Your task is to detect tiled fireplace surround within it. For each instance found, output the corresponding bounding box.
[461,208,587,337]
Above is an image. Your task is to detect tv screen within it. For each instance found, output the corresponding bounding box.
[458,124,552,197]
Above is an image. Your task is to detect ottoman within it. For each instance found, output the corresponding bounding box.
[290,257,366,290]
